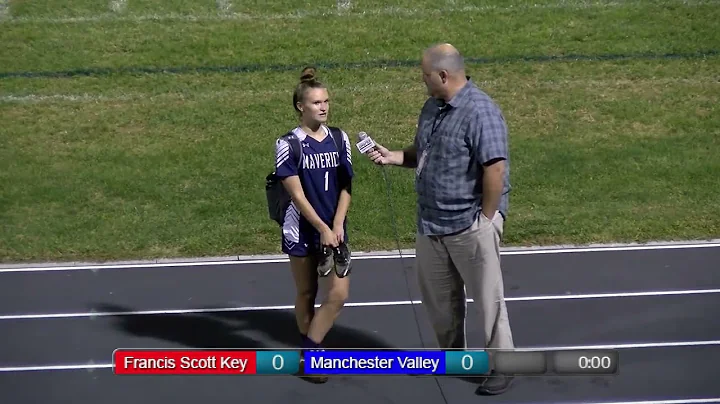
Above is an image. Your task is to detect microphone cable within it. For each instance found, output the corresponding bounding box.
[378,164,450,404]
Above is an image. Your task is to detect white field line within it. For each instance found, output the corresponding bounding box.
[2,77,718,105]
[337,0,352,12]
[1,288,718,320]
[109,0,127,13]
[216,0,232,14]
[0,0,9,20]
[2,340,720,373]
[0,94,136,103]
[1,0,718,24]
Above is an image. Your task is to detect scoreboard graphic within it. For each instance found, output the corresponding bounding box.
[112,348,619,376]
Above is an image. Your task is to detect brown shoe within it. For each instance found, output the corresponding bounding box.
[296,356,328,384]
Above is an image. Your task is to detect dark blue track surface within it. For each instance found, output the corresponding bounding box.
[1,245,720,404]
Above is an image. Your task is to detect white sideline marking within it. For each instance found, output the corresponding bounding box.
[0,0,9,20]
[2,340,719,373]
[216,0,231,14]
[1,0,716,24]
[337,0,351,12]
[109,0,127,13]
[1,241,719,273]
[1,288,718,320]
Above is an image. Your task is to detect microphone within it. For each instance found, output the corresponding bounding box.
[356,131,377,154]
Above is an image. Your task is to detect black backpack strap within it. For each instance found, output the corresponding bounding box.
[327,126,344,154]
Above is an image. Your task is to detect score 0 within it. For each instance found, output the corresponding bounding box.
[444,350,490,375]
[256,351,301,375]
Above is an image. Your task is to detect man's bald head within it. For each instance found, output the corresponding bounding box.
[422,43,465,75]
[420,43,468,101]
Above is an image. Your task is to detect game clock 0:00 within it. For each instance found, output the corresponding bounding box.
[550,350,619,375]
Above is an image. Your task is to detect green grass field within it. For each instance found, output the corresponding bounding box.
[1,0,719,263]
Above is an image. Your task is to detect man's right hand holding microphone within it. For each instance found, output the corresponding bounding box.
[356,131,407,167]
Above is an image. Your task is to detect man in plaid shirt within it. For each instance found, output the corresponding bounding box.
[366,43,514,395]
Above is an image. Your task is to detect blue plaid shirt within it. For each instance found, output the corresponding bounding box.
[414,78,511,236]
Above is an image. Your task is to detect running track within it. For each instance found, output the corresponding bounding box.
[1,243,719,404]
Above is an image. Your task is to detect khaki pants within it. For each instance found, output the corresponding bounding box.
[416,212,514,350]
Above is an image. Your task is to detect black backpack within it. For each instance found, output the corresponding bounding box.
[265,127,344,227]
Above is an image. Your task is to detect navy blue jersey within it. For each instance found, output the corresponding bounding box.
[274,125,354,247]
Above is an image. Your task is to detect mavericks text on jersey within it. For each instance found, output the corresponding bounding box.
[274,125,354,251]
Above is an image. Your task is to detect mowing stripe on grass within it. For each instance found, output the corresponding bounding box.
[1,49,718,80]
[1,0,717,24]
[3,76,718,104]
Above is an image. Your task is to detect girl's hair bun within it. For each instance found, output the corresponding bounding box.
[300,66,316,82]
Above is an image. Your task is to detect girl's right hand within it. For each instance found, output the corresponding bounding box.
[321,227,339,248]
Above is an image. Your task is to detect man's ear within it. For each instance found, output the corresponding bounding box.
[439,70,449,83]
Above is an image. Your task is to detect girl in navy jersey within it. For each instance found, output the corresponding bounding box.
[273,67,354,383]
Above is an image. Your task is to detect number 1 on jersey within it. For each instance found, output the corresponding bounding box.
[324,171,329,192]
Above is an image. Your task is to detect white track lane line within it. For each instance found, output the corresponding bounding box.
[2,0,717,24]
[528,399,720,404]
[1,288,718,320]
[595,400,720,404]
[0,363,114,372]
[2,340,719,372]
[1,241,719,273]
